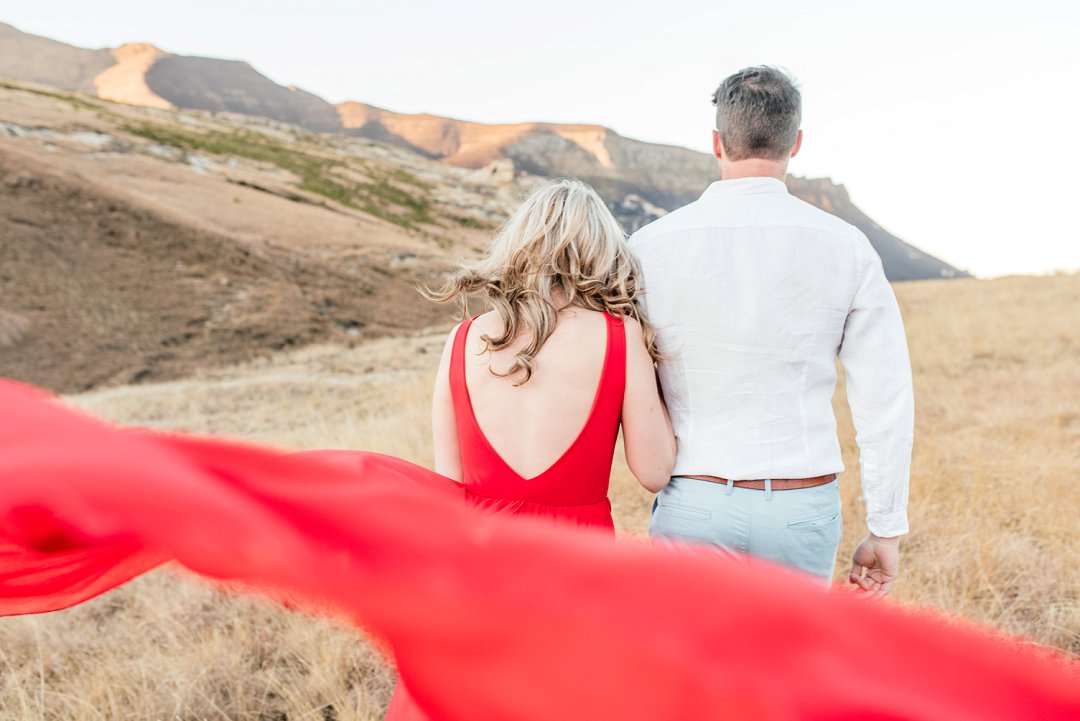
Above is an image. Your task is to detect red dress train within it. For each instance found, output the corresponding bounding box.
[0,370,1078,720]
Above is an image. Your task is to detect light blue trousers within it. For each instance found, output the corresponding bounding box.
[649,476,843,582]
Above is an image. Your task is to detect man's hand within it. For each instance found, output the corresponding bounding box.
[848,534,900,599]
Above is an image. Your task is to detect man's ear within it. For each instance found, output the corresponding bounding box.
[712,130,724,159]
[790,129,803,158]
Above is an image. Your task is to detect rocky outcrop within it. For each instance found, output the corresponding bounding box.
[94,43,172,109]
[338,102,619,171]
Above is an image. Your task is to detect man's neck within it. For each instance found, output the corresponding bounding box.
[718,158,789,182]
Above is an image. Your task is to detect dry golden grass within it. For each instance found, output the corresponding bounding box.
[0,575,393,721]
[1,273,1078,719]
[865,273,1080,649]
[0,310,29,349]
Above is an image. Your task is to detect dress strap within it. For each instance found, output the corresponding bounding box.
[448,316,476,415]
[601,313,628,419]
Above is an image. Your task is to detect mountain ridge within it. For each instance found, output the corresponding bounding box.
[0,20,966,281]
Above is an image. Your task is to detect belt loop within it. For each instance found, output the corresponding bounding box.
[725,477,735,496]
[764,478,773,501]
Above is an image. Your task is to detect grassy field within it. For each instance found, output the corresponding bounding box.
[1,273,1078,720]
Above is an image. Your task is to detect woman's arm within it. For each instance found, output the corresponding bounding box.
[432,323,463,481]
[621,319,675,492]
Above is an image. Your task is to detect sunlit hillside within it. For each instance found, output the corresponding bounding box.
[1,273,1078,720]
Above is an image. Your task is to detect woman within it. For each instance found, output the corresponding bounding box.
[0,178,676,721]
[386,179,676,719]
[431,178,675,517]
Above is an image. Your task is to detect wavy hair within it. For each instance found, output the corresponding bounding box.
[424,179,661,384]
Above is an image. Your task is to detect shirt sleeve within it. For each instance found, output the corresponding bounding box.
[837,236,915,538]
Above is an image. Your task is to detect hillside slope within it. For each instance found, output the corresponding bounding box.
[0,144,447,392]
[0,80,526,391]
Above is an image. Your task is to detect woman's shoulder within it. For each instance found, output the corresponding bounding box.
[556,308,642,344]
[619,312,643,338]
[437,317,473,363]
[471,310,500,329]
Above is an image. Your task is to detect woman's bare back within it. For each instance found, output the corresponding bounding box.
[462,308,609,479]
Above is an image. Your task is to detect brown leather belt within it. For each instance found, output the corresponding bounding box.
[679,473,836,490]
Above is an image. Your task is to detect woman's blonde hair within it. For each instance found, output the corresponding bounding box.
[425,178,661,384]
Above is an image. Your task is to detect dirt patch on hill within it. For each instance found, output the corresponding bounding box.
[0,148,451,393]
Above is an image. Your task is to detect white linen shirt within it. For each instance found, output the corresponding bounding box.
[628,177,914,537]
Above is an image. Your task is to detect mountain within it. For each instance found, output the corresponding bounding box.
[0,21,966,281]
[0,22,345,130]
[142,53,343,131]
[0,21,113,93]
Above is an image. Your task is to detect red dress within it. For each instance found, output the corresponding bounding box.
[386,313,625,719]
[453,313,624,530]
[1,379,1079,721]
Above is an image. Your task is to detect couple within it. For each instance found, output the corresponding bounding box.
[10,67,1071,721]
[388,66,913,720]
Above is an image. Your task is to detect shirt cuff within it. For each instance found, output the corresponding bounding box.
[866,508,909,538]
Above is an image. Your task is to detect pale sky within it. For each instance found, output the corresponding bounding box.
[5,1,1080,277]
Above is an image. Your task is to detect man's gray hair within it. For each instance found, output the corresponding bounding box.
[711,66,801,161]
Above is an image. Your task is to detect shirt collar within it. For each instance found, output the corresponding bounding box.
[700,176,789,200]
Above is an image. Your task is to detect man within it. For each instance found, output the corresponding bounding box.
[629,66,913,596]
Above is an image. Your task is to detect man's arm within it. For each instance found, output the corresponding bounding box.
[837,235,915,596]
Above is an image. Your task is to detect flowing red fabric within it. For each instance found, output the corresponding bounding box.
[0,379,1078,721]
